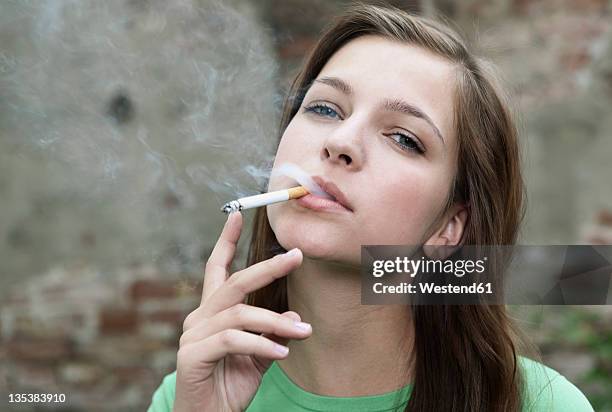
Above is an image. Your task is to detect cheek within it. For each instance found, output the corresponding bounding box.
[360,167,451,244]
[274,120,312,162]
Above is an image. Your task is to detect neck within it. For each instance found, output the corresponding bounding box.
[277,255,414,397]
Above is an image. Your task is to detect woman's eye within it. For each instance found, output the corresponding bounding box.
[389,132,425,154]
[303,104,341,119]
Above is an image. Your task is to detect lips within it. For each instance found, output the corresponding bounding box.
[307,175,353,212]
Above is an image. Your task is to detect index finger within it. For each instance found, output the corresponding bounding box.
[202,211,243,303]
[202,248,302,316]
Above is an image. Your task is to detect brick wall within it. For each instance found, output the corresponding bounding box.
[0,264,201,411]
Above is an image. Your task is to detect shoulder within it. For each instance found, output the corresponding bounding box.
[147,371,177,412]
[518,356,594,412]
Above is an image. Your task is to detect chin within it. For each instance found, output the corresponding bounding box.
[276,221,333,254]
[272,218,361,264]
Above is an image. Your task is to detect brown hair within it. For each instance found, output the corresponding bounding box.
[245,3,527,411]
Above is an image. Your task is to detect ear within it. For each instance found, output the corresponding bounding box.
[423,204,469,259]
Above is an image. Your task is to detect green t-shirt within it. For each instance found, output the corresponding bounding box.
[147,356,593,411]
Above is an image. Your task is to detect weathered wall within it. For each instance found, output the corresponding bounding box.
[1,0,611,410]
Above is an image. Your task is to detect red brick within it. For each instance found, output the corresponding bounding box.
[113,365,151,383]
[146,310,185,325]
[130,280,178,302]
[560,49,591,71]
[597,210,612,226]
[7,337,73,362]
[99,308,138,335]
[278,36,316,60]
[4,293,28,306]
[13,364,58,389]
[567,0,608,11]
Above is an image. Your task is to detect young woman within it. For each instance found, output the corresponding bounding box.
[148,4,594,411]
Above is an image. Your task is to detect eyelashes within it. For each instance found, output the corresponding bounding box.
[302,103,425,154]
[386,132,425,154]
[303,103,342,119]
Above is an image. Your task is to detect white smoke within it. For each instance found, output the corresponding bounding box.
[271,163,332,199]
[0,0,282,282]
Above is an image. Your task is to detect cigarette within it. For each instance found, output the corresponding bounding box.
[221,186,309,214]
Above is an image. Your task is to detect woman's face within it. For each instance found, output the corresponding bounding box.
[267,35,459,265]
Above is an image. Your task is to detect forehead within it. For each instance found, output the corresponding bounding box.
[315,35,456,139]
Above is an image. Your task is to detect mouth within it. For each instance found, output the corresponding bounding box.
[296,176,353,213]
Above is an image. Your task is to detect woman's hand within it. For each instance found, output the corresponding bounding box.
[173,212,311,412]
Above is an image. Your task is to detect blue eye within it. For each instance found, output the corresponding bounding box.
[389,132,425,154]
[303,104,341,119]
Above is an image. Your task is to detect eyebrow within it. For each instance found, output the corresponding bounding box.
[312,76,446,145]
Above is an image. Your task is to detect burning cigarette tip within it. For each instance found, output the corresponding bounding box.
[221,200,241,214]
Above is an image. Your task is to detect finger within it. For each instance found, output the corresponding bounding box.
[202,248,302,317]
[180,329,290,366]
[182,302,298,333]
[280,311,302,322]
[261,311,304,347]
[180,305,311,346]
[253,311,307,372]
[202,211,243,303]
[260,312,301,346]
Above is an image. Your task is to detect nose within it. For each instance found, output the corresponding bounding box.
[320,123,365,170]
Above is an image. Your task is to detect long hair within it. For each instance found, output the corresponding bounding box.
[244,4,527,411]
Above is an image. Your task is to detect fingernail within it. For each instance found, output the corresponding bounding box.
[294,321,311,332]
[275,343,289,356]
[285,248,300,258]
